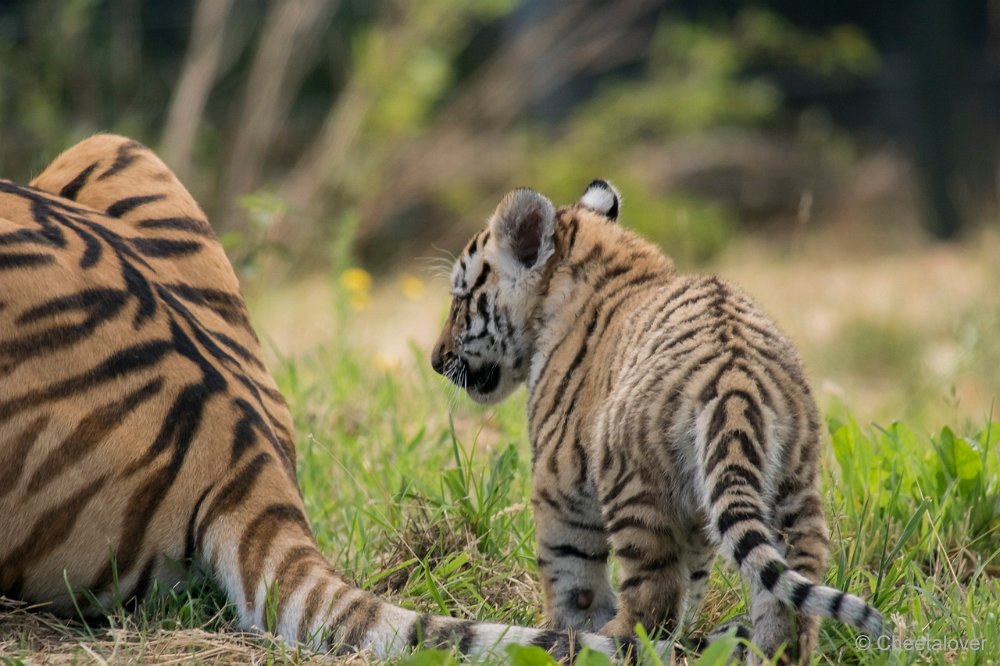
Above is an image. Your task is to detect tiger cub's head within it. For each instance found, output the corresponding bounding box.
[431,180,620,404]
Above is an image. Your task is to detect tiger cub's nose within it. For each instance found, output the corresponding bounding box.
[431,342,450,375]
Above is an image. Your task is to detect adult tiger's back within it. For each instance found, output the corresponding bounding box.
[0,136,638,660]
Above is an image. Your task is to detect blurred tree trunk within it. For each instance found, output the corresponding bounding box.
[215,0,339,231]
[913,0,965,239]
[161,0,234,179]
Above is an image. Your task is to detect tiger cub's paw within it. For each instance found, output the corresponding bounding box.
[549,588,617,632]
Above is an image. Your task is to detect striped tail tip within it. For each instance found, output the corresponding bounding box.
[783,572,884,637]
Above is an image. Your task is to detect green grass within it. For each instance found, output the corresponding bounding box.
[274,341,1000,665]
[3,325,998,665]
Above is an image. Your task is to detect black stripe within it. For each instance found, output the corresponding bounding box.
[759,560,784,591]
[26,377,164,494]
[697,355,741,403]
[0,475,108,589]
[232,398,295,475]
[0,339,172,426]
[131,237,203,258]
[639,554,679,572]
[733,530,769,567]
[339,596,382,651]
[458,621,479,654]
[561,518,604,532]
[408,613,433,647]
[652,325,705,356]
[605,514,673,537]
[0,252,54,270]
[619,544,653,562]
[211,330,264,368]
[124,557,156,610]
[531,630,573,658]
[99,140,143,180]
[736,430,762,468]
[829,591,846,618]
[592,262,633,292]
[232,410,259,462]
[780,509,804,530]
[709,464,762,504]
[619,575,644,590]
[599,468,636,505]
[535,488,562,512]
[184,485,214,562]
[790,581,813,609]
[706,389,758,442]
[470,262,491,290]
[138,216,214,235]
[59,162,98,200]
[195,452,272,552]
[106,194,165,217]
[603,490,661,519]
[716,509,760,535]
[121,259,158,326]
[565,218,579,251]
[160,283,252,331]
[705,432,733,474]
[237,503,312,603]
[544,543,608,561]
[15,288,126,326]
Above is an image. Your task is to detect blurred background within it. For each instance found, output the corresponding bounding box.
[1,0,998,428]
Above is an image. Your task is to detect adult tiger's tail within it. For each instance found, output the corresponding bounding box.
[696,367,885,647]
[200,500,639,659]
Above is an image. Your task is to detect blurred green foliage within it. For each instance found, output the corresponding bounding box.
[0,1,881,268]
[506,9,879,263]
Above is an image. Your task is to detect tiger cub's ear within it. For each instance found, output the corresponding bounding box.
[579,179,620,221]
[489,188,556,270]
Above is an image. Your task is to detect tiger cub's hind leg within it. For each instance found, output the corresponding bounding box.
[680,526,716,630]
[533,477,616,632]
[598,507,688,638]
[591,452,688,638]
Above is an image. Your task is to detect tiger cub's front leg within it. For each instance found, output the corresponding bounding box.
[533,474,617,632]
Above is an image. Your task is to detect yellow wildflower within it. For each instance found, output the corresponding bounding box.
[340,267,372,311]
[399,274,425,301]
[373,353,400,374]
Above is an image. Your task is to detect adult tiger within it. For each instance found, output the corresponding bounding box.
[0,135,640,661]
[430,182,886,661]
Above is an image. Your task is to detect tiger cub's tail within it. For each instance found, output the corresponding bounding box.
[696,376,886,641]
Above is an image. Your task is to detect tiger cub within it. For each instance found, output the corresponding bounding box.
[431,181,885,660]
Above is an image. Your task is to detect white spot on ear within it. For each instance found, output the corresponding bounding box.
[580,180,620,220]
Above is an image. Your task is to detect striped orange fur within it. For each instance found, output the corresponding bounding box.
[431,181,887,661]
[0,136,654,662]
